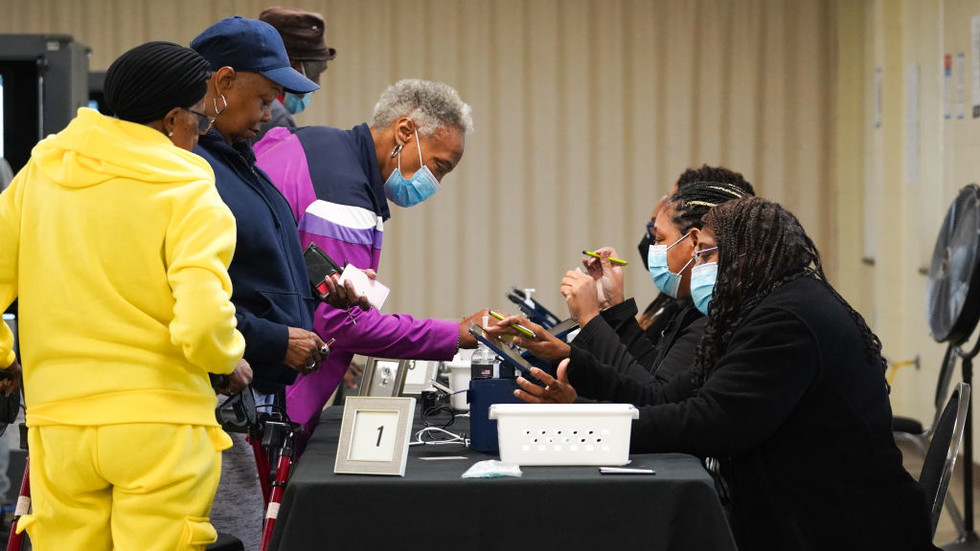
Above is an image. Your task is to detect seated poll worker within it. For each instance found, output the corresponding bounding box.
[255,79,486,441]
[609,165,755,367]
[514,197,938,551]
[0,42,251,551]
[491,181,750,389]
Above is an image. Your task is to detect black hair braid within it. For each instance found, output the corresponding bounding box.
[691,197,886,384]
[668,181,753,235]
[676,164,756,196]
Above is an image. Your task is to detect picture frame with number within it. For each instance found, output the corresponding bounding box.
[400,360,438,395]
[334,396,416,476]
[358,357,408,397]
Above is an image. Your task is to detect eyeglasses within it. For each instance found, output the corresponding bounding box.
[645,220,656,238]
[693,246,718,266]
[183,107,215,135]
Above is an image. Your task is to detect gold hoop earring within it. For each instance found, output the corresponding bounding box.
[213,94,228,116]
[390,143,403,158]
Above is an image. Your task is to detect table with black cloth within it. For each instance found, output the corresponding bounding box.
[267,406,737,551]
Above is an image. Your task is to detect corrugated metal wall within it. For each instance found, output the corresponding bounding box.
[0,0,836,321]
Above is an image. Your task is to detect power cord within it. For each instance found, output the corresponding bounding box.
[412,426,469,447]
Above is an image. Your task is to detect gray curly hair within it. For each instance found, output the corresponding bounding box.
[370,79,473,137]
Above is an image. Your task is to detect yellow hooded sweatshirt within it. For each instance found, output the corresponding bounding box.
[0,108,244,428]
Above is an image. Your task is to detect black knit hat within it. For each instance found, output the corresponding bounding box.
[104,41,212,124]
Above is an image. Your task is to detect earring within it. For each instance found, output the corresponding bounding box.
[167,130,173,137]
[390,143,403,158]
[213,94,228,116]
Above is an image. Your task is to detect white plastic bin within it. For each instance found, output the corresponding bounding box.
[489,403,639,466]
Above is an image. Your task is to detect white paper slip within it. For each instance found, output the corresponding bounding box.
[598,466,655,475]
[337,265,390,310]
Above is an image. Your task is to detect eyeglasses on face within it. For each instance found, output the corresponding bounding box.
[693,246,718,266]
[645,220,656,238]
[183,107,215,135]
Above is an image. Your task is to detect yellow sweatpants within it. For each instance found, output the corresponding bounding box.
[18,423,232,551]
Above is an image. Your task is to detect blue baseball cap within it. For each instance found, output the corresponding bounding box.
[190,16,318,94]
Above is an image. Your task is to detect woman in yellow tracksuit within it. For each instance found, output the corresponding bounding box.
[0,42,251,551]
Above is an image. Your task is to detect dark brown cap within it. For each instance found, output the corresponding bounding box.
[259,6,336,62]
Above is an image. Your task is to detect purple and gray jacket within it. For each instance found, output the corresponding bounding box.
[255,124,458,436]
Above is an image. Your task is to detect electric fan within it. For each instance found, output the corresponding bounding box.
[927,184,980,344]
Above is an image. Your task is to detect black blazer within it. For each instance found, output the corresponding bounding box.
[582,296,705,384]
[569,276,937,551]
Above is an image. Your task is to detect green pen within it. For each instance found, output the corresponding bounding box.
[582,250,628,266]
[488,309,537,339]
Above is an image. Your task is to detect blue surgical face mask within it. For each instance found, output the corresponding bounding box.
[383,128,441,208]
[283,92,313,115]
[690,262,718,315]
[647,232,694,298]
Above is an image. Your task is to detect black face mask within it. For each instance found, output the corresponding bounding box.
[637,233,652,268]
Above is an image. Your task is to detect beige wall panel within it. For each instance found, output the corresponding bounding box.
[622,0,661,307]
[725,0,764,186]
[758,1,788,205]
[661,0,697,185]
[526,0,563,299]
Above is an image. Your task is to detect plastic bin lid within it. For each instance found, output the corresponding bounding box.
[489,403,639,419]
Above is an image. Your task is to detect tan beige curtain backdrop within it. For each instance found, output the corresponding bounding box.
[0,0,836,321]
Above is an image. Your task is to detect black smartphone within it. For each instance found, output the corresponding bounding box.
[303,243,343,302]
[468,325,543,386]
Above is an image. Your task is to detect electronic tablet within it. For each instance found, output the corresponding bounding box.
[506,287,562,329]
[468,325,543,386]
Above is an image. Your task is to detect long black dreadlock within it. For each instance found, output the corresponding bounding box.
[691,197,886,384]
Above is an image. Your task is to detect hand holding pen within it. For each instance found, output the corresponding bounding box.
[485,312,571,362]
[488,309,537,338]
[581,246,626,308]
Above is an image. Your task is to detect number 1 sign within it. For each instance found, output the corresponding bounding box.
[335,396,416,476]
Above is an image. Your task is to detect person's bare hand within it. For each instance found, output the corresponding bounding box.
[343,361,363,389]
[561,268,601,326]
[285,327,328,375]
[582,246,625,308]
[457,308,491,349]
[322,269,375,311]
[513,360,577,404]
[485,313,570,362]
[215,358,253,396]
[0,360,22,396]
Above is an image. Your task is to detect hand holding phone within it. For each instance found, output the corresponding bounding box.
[303,243,343,302]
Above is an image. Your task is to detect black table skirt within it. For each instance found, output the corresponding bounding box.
[268,406,737,551]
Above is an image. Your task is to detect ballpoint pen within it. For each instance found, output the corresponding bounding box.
[488,309,537,339]
[582,250,628,266]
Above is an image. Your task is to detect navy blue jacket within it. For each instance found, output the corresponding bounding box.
[195,132,314,394]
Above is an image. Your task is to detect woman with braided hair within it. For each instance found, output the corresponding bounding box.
[517,197,937,550]
[633,164,755,339]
